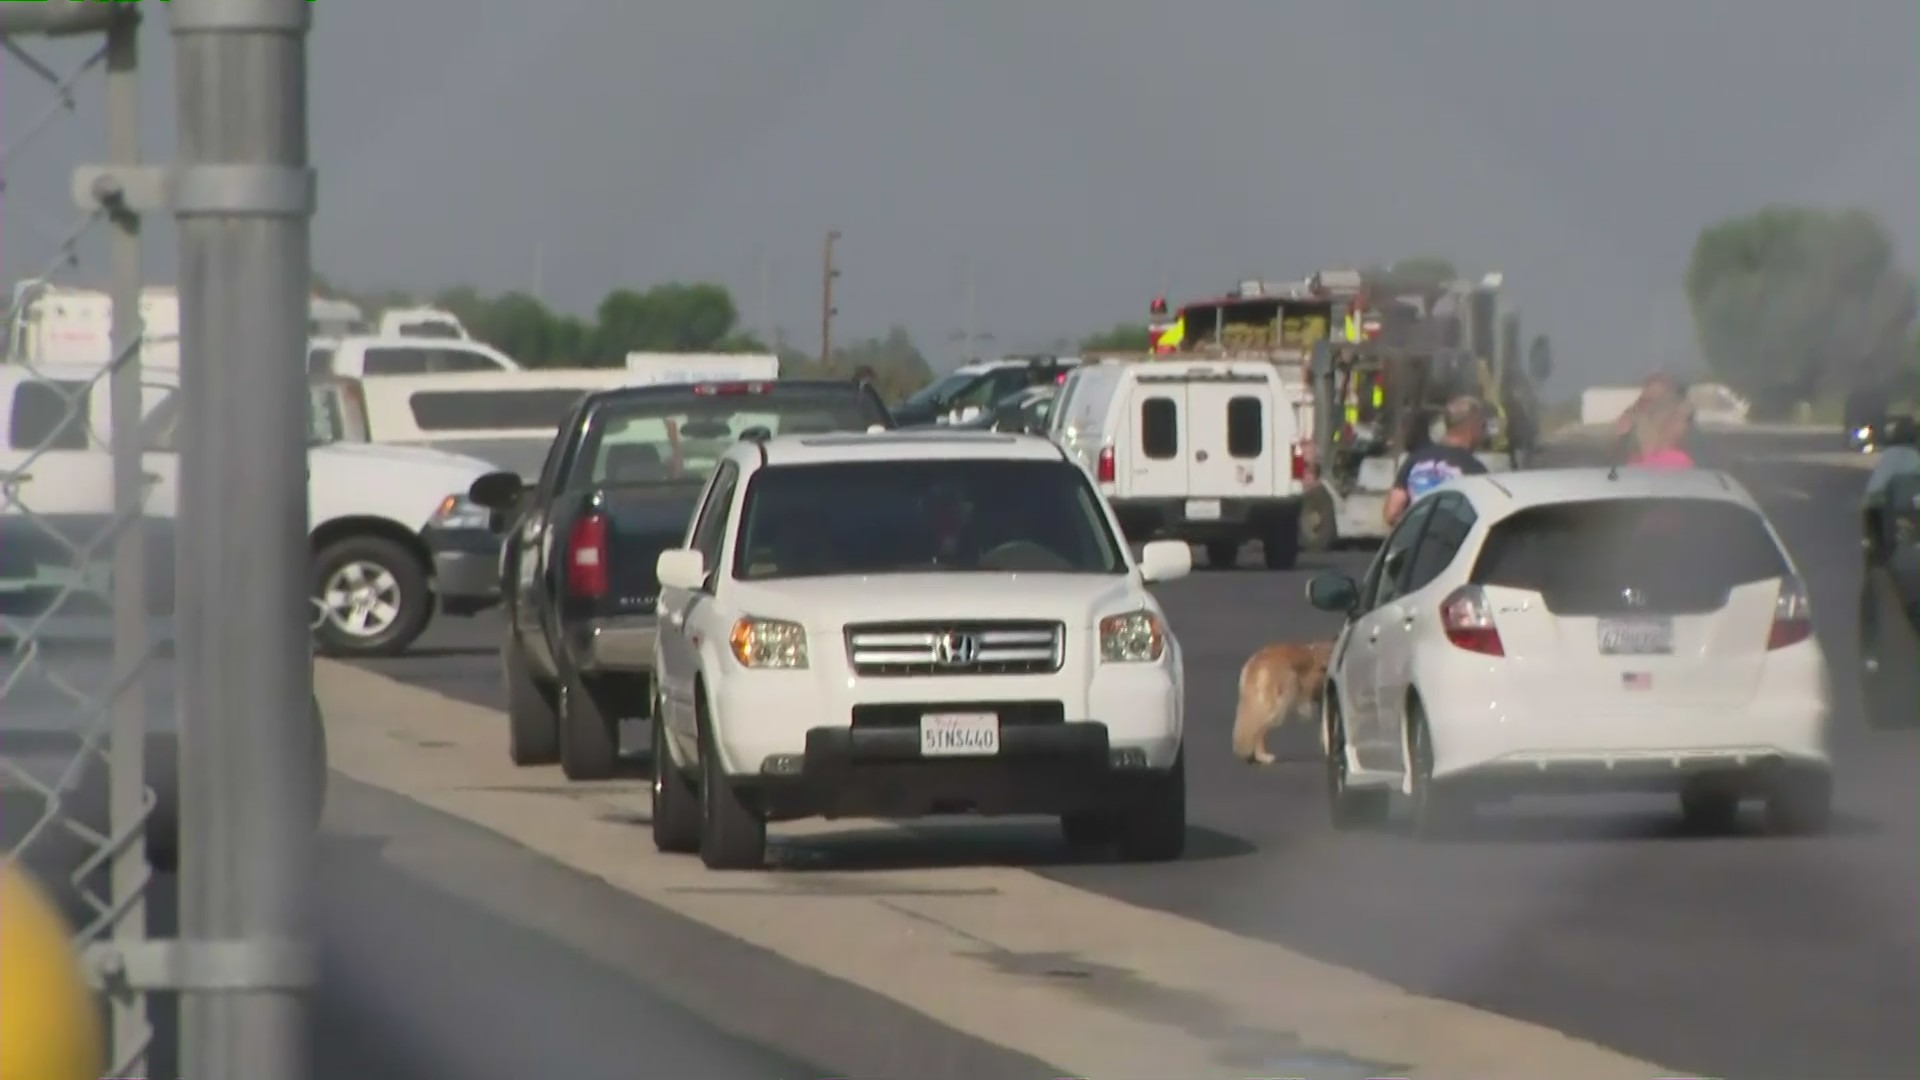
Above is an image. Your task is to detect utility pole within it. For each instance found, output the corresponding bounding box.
[531,237,545,304]
[819,229,840,367]
[757,251,773,348]
[962,257,978,362]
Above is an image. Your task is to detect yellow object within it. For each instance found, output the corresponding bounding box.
[1158,316,1184,350]
[1342,313,1362,342]
[0,861,102,1080]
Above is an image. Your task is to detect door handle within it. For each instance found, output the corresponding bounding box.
[1401,612,1416,629]
[1367,627,1380,643]
[142,471,162,485]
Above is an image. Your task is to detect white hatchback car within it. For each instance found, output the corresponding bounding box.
[1304,468,1833,838]
[648,430,1193,870]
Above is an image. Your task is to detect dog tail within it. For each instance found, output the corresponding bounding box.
[1229,651,1273,763]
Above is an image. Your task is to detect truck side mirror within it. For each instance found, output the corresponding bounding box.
[1527,335,1553,382]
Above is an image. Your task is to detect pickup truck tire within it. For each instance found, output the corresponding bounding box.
[556,671,618,781]
[1115,750,1186,862]
[697,702,765,870]
[503,637,560,765]
[311,534,433,658]
[650,701,699,853]
[1203,541,1239,569]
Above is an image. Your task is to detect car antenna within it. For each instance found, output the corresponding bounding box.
[1607,463,1620,481]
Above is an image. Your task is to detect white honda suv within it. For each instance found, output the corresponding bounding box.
[1305,467,1834,839]
[648,429,1193,869]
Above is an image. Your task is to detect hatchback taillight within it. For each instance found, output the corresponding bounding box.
[1096,444,1115,484]
[1767,576,1812,650]
[567,513,609,598]
[1440,584,1504,656]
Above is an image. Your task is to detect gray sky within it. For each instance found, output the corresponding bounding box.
[4,0,1915,390]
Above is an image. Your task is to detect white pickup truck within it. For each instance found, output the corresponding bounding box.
[0,363,499,657]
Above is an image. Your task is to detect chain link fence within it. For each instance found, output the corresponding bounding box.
[2,4,316,1077]
[1,9,162,1076]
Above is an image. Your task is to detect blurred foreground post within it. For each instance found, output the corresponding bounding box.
[172,0,317,1076]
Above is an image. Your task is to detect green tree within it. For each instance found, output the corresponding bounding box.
[591,282,742,356]
[1686,206,1917,418]
[1080,322,1154,352]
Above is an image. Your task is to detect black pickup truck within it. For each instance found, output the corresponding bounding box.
[467,379,892,779]
[1859,427,1919,730]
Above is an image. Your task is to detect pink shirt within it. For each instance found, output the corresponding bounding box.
[1631,448,1695,470]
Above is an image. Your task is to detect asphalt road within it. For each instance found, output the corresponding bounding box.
[357,428,1918,1080]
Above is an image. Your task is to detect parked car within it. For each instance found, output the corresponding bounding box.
[467,379,893,780]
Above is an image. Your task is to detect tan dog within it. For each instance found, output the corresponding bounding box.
[1230,641,1335,765]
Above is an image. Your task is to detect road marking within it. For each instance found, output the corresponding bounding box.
[316,660,1673,1080]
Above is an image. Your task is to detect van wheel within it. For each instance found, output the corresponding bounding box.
[556,671,618,780]
[1262,512,1301,570]
[503,635,559,765]
[1299,486,1338,553]
[1204,541,1239,569]
[311,534,433,658]
[697,702,766,870]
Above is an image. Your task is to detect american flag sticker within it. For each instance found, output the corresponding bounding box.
[1623,671,1652,690]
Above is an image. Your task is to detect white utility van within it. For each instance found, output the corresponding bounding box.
[7,283,375,369]
[0,364,502,658]
[1052,358,1311,569]
[305,334,520,379]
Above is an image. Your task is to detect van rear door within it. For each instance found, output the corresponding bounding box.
[1184,377,1273,498]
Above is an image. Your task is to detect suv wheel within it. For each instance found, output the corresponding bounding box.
[556,672,617,780]
[1204,541,1239,569]
[311,535,433,657]
[503,636,559,765]
[1116,751,1186,862]
[697,706,766,870]
[651,699,700,853]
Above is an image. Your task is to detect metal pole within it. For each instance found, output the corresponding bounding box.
[172,0,316,1076]
[819,229,839,367]
[104,10,152,1075]
[963,258,977,362]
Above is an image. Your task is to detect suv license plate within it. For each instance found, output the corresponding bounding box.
[920,712,999,756]
[1598,617,1674,655]
[1185,499,1221,521]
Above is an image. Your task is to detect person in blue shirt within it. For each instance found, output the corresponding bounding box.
[1383,395,1489,525]
[1864,415,1920,510]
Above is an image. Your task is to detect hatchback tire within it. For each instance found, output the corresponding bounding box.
[1406,708,1468,841]
[1325,701,1389,830]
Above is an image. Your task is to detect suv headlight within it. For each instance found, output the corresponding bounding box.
[429,493,491,530]
[1098,610,1165,663]
[729,617,808,669]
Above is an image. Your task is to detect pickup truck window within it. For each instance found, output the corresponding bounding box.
[731,459,1125,580]
[578,390,886,487]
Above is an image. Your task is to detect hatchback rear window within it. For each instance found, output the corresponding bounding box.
[1472,497,1788,616]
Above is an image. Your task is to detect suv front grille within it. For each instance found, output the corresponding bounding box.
[851,700,1065,728]
[844,620,1064,676]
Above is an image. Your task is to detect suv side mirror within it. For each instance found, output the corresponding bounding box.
[656,548,707,591]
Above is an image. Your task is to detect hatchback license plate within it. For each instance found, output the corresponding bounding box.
[1598,617,1673,655]
[1185,499,1221,521]
[920,712,1000,756]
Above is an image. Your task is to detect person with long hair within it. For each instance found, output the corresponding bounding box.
[1627,397,1696,469]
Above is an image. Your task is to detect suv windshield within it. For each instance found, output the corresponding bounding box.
[578,388,887,486]
[1472,497,1788,616]
[731,459,1125,579]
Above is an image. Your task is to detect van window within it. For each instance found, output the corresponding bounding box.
[1226,396,1263,458]
[428,348,502,373]
[9,380,91,451]
[362,347,429,375]
[408,389,585,431]
[306,344,335,375]
[1140,397,1178,460]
